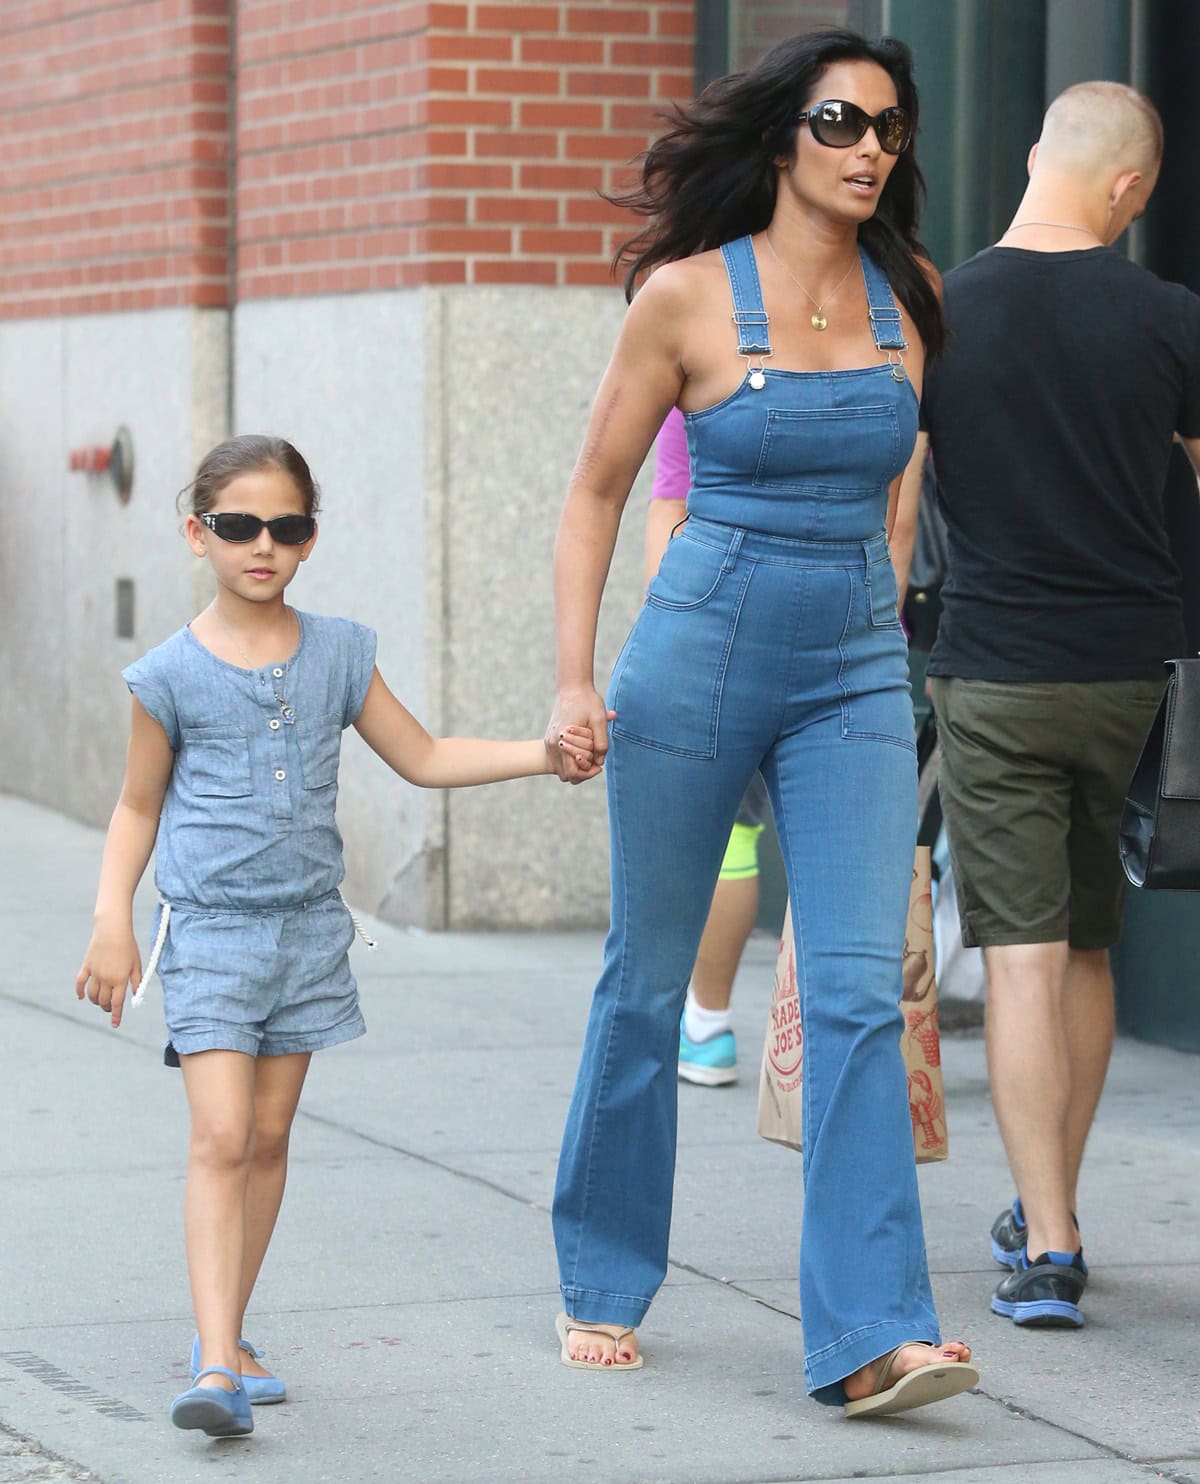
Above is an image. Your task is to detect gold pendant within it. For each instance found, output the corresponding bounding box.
[811,312,828,331]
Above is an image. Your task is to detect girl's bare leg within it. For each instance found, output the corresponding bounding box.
[236,1052,311,1376]
[180,1050,257,1390]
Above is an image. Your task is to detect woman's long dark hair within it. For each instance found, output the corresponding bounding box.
[611,28,944,358]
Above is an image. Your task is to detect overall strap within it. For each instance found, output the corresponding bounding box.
[858,246,907,351]
[720,236,772,356]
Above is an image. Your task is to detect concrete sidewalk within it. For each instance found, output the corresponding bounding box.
[1,792,1197,1484]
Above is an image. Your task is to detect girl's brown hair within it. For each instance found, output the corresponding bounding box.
[178,435,321,517]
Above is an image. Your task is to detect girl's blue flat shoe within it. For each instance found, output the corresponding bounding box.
[189,1335,287,1405]
[170,1365,253,1436]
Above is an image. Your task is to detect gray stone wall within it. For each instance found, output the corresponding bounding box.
[0,309,225,828]
[0,286,647,929]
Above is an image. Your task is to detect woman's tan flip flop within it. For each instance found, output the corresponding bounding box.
[555,1313,644,1372]
[843,1343,978,1418]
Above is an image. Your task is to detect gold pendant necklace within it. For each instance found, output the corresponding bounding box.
[212,605,299,724]
[764,233,859,331]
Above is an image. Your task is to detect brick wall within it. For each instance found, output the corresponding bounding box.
[0,0,233,319]
[1,1,694,318]
[236,1,695,298]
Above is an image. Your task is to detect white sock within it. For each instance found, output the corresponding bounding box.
[684,988,733,1044]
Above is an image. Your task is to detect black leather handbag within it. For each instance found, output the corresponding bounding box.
[1120,659,1200,889]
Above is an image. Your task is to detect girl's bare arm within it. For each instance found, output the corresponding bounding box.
[354,669,605,787]
[76,697,175,1027]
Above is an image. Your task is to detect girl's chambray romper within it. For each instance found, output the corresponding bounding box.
[123,610,376,1065]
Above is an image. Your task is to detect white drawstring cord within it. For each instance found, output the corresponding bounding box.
[340,892,378,950]
[131,900,171,1008]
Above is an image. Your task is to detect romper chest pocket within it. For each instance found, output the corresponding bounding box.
[753,404,900,495]
[179,726,253,798]
[299,712,343,789]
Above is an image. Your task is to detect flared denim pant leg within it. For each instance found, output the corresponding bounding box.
[553,730,756,1327]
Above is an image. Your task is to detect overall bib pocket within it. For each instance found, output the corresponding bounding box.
[753,405,901,496]
[179,726,253,798]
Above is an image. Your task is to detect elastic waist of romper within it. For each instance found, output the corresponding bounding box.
[678,516,890,569]
[163,886,343,917]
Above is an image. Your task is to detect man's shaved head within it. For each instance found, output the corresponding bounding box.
[1038,81,1163,178]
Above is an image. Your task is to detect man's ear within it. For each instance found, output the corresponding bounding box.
[1026,141,1039,178]
[1109,168,1143,210]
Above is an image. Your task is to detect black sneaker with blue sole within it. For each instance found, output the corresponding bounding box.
[991,1249,1088,1328]
[990,1198,1027,1268]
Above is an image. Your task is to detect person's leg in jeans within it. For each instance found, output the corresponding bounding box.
[763,717,960,1401]
[552,734,755,1363]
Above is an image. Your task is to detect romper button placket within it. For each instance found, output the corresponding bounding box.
[272,667,284,678]
[275,769,286,781]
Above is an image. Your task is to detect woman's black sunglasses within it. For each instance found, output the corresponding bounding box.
[796,100,912,155]
[200,512,316,545]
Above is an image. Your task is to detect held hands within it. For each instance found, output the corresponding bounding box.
[75,922,142,1029]
[546,689,617,784]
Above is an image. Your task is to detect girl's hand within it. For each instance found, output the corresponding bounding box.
[546,690,616,784]
[76,924,142,1029]
[557,725,602,775]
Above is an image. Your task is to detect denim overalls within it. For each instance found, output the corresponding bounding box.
[123,610,376,1062]
[552,236,940,1401]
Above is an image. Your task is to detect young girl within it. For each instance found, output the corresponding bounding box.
[75,434,601,1439]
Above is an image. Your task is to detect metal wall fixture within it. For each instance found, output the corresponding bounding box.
[68,425,135,502]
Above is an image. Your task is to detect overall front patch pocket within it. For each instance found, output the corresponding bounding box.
[753,404,900,495]
[610,556,752,760]
[299,712,344,789]
[179,726,253,798]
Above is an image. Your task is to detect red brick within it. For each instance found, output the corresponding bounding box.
[475,5,561,32]
[566,8,651,36]
[475,66,562,95]
[474,131,559,159]
[565,133,647,162]
[655,7,695,36]
[423,226,513,254]
[519,227,603,256]
[474,258,558,285]
[655,70,695,98]
[566,196,633,226]
[565,260,620,287]
[611,101,666,131]
[611,40,693,68]
[425,33,514,62]
[567,69,652,98]
[519,37,603,66]
[518,162,604,191]
[519,100,604,129]
[474,195,559,224]
[427,97,513,127]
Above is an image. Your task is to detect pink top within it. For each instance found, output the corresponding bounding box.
[649,405,689,502]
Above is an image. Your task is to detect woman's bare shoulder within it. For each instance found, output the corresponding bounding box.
[631,252,730,327]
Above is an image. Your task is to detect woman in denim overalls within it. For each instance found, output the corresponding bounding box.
[544,29,978,1416]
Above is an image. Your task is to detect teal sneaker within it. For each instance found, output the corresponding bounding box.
[678,1019,737,1086]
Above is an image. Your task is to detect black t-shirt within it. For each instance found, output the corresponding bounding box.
[921,245,1200,681]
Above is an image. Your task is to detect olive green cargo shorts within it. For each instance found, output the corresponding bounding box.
[930,676,1164,950]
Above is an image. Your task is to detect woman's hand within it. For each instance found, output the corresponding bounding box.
[76,920,142,1029]
[546,688,616,784]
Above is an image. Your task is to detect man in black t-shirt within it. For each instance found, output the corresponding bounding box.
[922,81,1200,1331]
